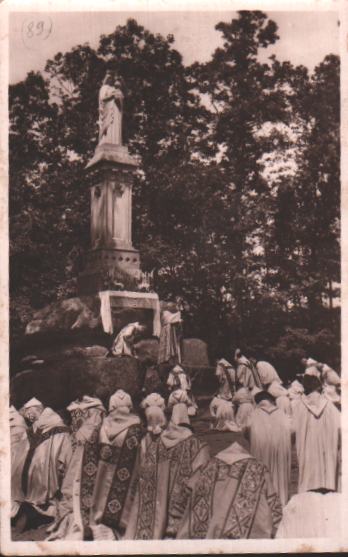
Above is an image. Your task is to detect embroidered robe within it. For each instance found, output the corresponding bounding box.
[46,398,105,540]
[125,428,210,540]
[88,416,143,539]
[177,447,282,539]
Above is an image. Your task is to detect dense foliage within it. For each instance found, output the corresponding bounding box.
[10,12,340,377]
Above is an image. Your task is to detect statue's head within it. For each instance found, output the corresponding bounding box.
[103,70,115,85]
[103,70,124,90]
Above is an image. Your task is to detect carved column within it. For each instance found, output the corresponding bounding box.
[78,144,141,295]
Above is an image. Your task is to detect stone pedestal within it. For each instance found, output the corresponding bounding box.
[78,144,141,294]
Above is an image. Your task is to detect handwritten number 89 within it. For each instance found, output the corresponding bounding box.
[26,21,45,38]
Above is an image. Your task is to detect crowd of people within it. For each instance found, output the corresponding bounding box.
[10,350,341,541]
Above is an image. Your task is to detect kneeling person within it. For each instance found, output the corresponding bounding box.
[88,390,143,540]
[21,398,72,521]
[177,442,282,539]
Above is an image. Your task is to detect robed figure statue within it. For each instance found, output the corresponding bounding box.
[98,71,124,146]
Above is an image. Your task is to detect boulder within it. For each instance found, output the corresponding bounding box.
[134,338,159,364]
[10,355,144,410]
[25,297,101,336]
[182,338,210,367]
[63,345,109,358]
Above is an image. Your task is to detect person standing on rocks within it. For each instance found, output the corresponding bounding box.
[158,309,183,366]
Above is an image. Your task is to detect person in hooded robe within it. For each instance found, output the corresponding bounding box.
[46,395,106,541]
[248,391,291,507]
[251,358,281,389]
[125,389,210,540]
[235,349,262,389]
[276,491,341,539]
[111,322,146,357]
[317,362,341,409]
[10,405,29,519]
[288,380,304,411]
[167,364,197,416]
[209,395,241,432]
[292,375,341,494]
[84,390,144,540]
[268,381,292,418]
[141,392,167,439]
[233,385,255,430]
[20,398,72,524]
[176,441,282,539]
[215,358,236,401]
[158,310,182,365]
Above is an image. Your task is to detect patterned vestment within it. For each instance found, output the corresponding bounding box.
[128,434,210,540]
[177,456,282,539]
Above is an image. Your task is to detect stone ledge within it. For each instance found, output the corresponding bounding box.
[86,144,139,169]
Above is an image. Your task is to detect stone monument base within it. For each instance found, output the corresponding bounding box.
[78,248,141,295]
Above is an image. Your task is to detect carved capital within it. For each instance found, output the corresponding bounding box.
[111,180,126,195]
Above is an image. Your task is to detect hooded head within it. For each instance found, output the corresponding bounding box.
[141,393,166,435]
[23,397,44,423]
[145,406,166,435]
[288,380,304,400]
[108,390,132,413]
[141,392,166,410]
[172,364,185,375]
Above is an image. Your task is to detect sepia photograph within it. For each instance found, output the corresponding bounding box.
[0,0,346,554]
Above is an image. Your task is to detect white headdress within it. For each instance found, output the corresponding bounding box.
[109,390,132,412]
[141,393,166,410]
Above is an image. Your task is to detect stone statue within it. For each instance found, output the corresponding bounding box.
[98,71,124,146]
